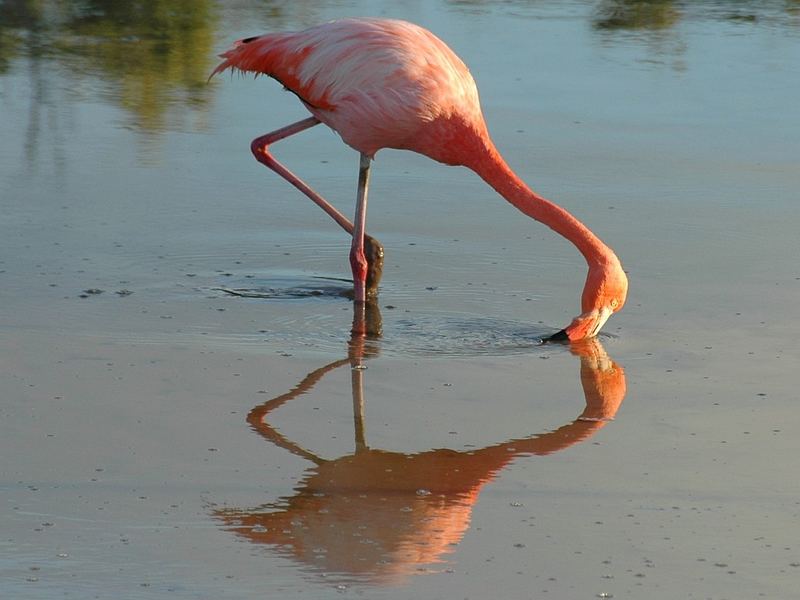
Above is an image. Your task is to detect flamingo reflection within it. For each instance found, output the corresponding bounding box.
[214,305,626,584]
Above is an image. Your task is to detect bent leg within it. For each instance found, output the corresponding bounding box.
[250,122,383,300]
[250,117,354,234]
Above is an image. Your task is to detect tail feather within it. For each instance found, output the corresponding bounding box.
[210,34,282,78]
[209,33,334,110]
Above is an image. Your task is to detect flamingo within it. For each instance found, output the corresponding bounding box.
[212,18,628,340]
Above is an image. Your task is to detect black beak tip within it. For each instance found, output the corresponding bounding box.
[543,329,569,343]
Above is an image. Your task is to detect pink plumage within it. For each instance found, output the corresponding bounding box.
[212,18,628,340]
[213,18,486,162]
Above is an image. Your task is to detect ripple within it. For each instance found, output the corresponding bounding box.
[214,274,354,300]
[208,272,567,358]
[383,314,553,357]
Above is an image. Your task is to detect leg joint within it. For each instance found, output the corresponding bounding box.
[250,137,270,158]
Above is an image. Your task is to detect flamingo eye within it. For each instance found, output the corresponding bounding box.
[610,298,619,309]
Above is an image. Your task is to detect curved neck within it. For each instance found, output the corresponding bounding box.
[467,142,612,267]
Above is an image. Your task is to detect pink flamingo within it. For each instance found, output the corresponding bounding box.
[212,18,628,340]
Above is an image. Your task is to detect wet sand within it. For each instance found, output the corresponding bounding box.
[2,1,800,598]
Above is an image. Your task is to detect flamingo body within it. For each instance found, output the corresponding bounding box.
[212,18,485,163]
[213,18,628,340]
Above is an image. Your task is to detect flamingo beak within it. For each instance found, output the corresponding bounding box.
[545,307,613,342]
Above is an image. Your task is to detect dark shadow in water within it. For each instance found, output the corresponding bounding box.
[216,275,356,300]
[213,303,626,586]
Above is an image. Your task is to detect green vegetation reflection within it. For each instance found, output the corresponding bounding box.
[593,0,681,31]
[0,0,216,133]
[64,0,216,132]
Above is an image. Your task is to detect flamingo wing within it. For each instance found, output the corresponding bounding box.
[211,18,483,157]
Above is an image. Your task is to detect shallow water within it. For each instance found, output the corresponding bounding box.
[2,1,800,598]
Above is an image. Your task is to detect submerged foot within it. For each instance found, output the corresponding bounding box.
[363,234,385,299]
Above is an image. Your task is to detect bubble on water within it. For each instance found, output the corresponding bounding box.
[251,525,267,533]
[416,489,431,496]
[400,506,413,512]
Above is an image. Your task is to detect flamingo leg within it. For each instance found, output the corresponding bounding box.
[350,153,372,305]
[250,120,385,301]
[250,116,355,234]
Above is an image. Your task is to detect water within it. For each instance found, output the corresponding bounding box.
[2,1,800,598]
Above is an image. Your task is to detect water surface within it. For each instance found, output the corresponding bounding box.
[2,1,799,598]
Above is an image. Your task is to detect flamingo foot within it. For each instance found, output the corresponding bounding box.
[363,234,385,299]
[341,234,384,302]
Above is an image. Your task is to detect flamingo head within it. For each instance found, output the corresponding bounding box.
[547,259,628,342]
